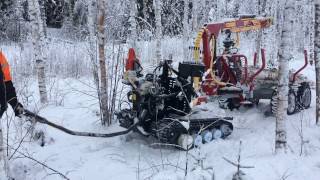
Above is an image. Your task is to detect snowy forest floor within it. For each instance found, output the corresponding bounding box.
[2,47,320,180]
[10,78,320,180]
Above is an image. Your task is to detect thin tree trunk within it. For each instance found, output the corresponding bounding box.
[154,0,162,63]
[315,0,320,125]
[183,0,189,61]
[129,0,138,50]
[310,0,315,62]
[39,0,47,37]
[87,0,102,122]
[275,0,294,153]
[255,0,267,67]
[14,0,24,42]
[210,0,218,22]
[97,0,109,126]
[191,0,198,31]
[27,0,48,104]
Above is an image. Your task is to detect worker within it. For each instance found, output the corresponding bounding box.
[0,51,24,118]
[125,48,143,77]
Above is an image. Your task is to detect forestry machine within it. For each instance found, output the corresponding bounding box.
[116,48,233,150]
[191,15,311,115]
[10,49,232,150]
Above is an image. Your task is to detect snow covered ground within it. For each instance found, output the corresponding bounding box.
[3,54,319,180]
[1,40,319,180]
[8,81,320,180]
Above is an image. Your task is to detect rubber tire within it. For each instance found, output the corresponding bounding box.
[270,90,297,115]
[299,85,311,109]
[218,98,241,110]
[152,119,182,145]
[287,90,297,115]
[220,123,233,138]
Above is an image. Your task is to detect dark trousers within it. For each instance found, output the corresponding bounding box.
[0,81,20,114]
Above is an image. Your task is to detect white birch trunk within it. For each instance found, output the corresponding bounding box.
[191,0,198,31]
[15,0,24,42]
[294,0,304,51]
[255,0,267,67]
[27,0,48,104]
[268,0,280,66]
[154,0,162,63]
[128,0,138,50]
[97,0,109,126]
[275,0,294,153]
[39,0,47,37]
[314,0,320,125]
[87,0,97,64]
[310,0,315,62]
[183,0,189,61]
[209,0,218,22]
[87,0,101,115]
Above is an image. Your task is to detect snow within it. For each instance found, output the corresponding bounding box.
[4,70,319,179]
[1,42,320,180]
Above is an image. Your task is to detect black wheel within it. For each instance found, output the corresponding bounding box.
[218,98,241,110]
[298,84,311,109]
[117,109,134,129]
[270,89,297,115]
[287,90,297,115]
[151,119,185,145]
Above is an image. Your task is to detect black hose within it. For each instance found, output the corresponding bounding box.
[24,109,138,138]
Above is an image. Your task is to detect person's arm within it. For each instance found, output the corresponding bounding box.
[0,63,7,114]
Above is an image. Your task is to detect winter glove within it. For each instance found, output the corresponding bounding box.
[14,103,24,117]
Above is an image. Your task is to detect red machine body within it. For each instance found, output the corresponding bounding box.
[125,48,137,71]
[196,16,310,112]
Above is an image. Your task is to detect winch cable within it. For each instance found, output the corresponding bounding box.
[23,109,139,138]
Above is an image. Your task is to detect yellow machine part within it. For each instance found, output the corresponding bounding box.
[193,28,228,88]
[192,29,204,90]
[193,28,204,63]
[224,18,273,33]
[208,34,227,86]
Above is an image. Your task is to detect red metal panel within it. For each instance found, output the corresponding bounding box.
[292,50,308,83]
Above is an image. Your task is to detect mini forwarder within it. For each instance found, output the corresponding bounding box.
[117,49,233,149]
[10,49,233,150]
[192,15,311,115]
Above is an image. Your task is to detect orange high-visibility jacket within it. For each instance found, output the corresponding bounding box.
[0,51,12,82]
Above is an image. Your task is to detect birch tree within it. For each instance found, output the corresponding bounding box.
[97,0,109,126]
[14,0,24,42]
[182,0,189,60]
[87,0,101,119]
[275,0,294,153]
[309,0,315,62]
[128,0,138,50]
[27,0,48,103]
[255,0,267,67]
[154,0,162,63]
[314,0,320,125]
[191,0,198,31]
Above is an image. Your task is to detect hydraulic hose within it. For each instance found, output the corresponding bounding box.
[24,109,139,138]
